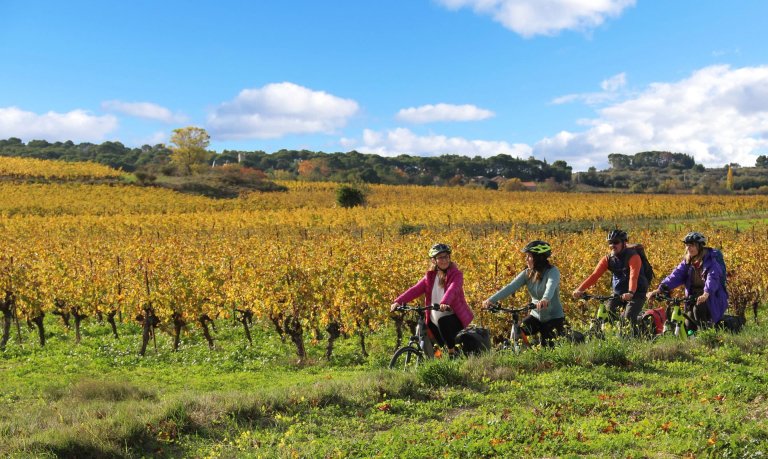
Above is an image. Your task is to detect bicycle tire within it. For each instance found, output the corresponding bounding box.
[389,346,424,371]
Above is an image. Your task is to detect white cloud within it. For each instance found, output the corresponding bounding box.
[339,137,358,149]
[534,65,768,169]
[437,0,635,38]
[133,131,168,147]
[552,71,626,105]
[601,72,627,92]
[348,127,532,157]
[0,106,119,142]
[101,100,188,123]
[395,103,495,123]
[206,82,359,140]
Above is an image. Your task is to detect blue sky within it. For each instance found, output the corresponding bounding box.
[2,0,768,169]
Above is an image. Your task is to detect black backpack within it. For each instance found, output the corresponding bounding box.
[455,327,492,355]
[716,315,745,333]
[607,243,655,282]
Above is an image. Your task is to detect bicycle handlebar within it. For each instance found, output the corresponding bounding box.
[580,292,624,302]
[485,302,536,314]
[393,303,443,313]
[652,294,696,306]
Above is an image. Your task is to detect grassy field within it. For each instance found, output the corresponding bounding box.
[1,315,767,458]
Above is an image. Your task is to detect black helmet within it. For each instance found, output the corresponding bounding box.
[607,229,628,242]
[521,240,552,258]
[428,243,452,258]
[682,231,706,244]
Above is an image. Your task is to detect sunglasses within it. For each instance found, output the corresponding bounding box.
[608,240,622,246]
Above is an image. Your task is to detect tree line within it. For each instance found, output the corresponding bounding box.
[3,136,768,192]
[0,136,571,185]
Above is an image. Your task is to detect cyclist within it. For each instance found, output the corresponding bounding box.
[572,229,648,334]
[646,231,728,332]
[390,243,474,358]
[482,240,564,346]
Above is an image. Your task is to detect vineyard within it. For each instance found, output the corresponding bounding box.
[1,180,767,359]
[0,156,124,181]
[1,175,768,458]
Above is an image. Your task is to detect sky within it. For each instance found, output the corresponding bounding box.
[2,0,768,170]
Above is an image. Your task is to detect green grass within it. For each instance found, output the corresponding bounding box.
[1,316,767,458]
[663,214,768,230]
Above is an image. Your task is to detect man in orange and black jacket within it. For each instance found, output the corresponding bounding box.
[572,229,648,333]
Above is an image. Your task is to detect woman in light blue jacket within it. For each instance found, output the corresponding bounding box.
[482,240,564,346]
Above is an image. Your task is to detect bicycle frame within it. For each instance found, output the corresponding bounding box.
[410,312,435,359]
[581,293,627,338]
[486,302,536,353]
[655,295,698,338]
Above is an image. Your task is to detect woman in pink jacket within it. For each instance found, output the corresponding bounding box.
[390,243,474,357]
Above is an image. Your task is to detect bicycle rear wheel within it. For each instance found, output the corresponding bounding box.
[389,346,424,371]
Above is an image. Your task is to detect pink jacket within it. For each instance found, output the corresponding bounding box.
[395,264,474,328]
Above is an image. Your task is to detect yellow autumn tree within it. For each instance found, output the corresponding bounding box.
[169,127,211,175]
[727,166,734,190]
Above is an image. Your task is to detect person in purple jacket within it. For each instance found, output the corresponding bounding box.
[390,243,474,358]
[647,232,728,331]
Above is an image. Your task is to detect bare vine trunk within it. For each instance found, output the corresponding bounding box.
[139,307,158,356]
[285,315,306,361]
[52,310,71,328]
[0,291,14,348]
[406,319,417,336]
[359,332,368,357]
[199,314,214,349]
[72,308,87,345]
[31,313,45,346]
[392,314,405,351]
[172,312,186,352]
[324,322,341,360]
[237,309,253,346]
[269,312,286,343]
[106,311,119,339]
[356,320,368,357]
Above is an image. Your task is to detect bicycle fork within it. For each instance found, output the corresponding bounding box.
[664,305,691,337]
[590,303,611,331]
[417,318,435,359]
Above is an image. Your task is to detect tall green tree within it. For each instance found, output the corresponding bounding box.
[169,127,210,174]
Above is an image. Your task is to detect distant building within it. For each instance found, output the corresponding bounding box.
[491,176,508,184]
[238,152,246,163]
[521,181,537,191]
[470,176,491,185]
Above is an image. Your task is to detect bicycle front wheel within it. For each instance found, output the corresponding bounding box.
[389,346,424,371]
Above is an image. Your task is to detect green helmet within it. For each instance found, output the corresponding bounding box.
[521,240,552,258]
[429,243,452,258]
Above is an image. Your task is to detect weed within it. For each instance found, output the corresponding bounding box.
[417,359,463,388]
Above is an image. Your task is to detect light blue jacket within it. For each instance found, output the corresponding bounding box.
[486,267,564,323]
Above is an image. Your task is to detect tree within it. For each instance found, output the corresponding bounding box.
[168,127,210,174]
[336,184,365,208]
[756,155,768,168]
[502,178,528,191]
[726,166,734,190]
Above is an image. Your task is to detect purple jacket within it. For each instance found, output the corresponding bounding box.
[395,264,474,328]
[658,249,729,324]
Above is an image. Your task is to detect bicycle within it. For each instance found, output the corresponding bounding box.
[651,293,702,338]
[485,302,536,354]
[579,293,634,340]
[388,304,440,371]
